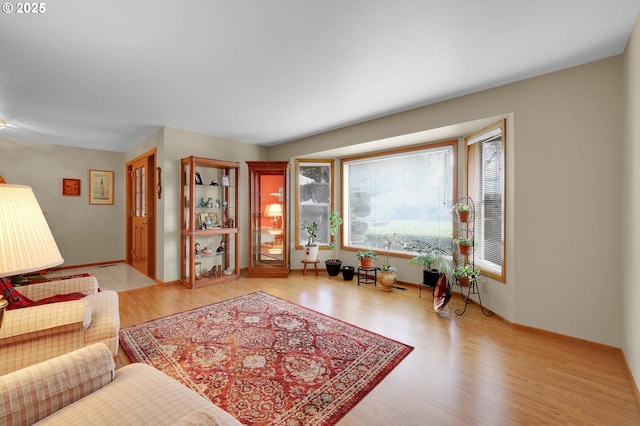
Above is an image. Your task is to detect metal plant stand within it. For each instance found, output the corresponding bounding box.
[452,196,492,317]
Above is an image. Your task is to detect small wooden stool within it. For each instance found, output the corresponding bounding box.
[301,259,320,276]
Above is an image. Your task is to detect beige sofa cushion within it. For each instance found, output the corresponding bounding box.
[37,363,243,425]
[84,290,120,355]
[0,343,115,425]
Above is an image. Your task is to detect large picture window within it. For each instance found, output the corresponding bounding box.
[466,120,506,282]
[341,141,456,254]
[296,160,333,248]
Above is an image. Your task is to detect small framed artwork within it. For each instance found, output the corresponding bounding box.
[89,170,114,205]
[195,172,203,185]
[62,178,81,196]
[222,175,230,186]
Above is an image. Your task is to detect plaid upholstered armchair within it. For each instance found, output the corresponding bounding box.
[0,275,120,375]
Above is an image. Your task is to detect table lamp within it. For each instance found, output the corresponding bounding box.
[265,203,283,229]
[0,184,64,329]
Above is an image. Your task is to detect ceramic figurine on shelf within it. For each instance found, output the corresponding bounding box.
[206,197,213,208]
[195,242,201,257]
[209,179,219,186]
[217,240,225,253]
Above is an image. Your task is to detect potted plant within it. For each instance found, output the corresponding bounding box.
[453,265,480,287]
[453,202,472,223]
[355,249,377,269]
[453,237,474,255]
[404,240,453,288]
[325,212,344,276]
[378,233,402,292]
[301,220,319,262]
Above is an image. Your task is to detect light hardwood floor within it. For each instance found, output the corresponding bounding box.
[116,272,640,425]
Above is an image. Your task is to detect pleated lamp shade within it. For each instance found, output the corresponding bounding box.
[0,184,64,277]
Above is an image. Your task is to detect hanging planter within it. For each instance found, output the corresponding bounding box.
[458,244,472,255]
[454,266,479,288]
[457,276,471,287]
[458,210,471,223]
[454,238,474,256]
[454,203,472,223]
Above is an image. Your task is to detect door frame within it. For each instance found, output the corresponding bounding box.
[125,148,157,279]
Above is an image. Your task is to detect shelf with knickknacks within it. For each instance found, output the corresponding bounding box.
[180,156,239,289]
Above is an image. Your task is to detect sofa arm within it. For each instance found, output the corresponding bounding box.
[0,299,91,345]
[0,343,115,426]
[18,276,100,301]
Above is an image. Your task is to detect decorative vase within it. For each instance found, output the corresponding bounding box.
[359,257,374,269]
[304,245,319,262]
[379,271,396,292]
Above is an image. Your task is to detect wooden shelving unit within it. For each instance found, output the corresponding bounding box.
[180,156,239,288]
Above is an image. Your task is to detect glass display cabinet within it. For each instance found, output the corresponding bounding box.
[246,161,290,278]
[180,156,239,288]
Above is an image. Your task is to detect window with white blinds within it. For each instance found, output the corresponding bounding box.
[466,120,506,282]
[341,141,456,254]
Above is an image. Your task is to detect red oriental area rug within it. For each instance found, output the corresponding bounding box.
[120,291,413,426]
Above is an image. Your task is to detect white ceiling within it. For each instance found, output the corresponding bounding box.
[0,0,638,152]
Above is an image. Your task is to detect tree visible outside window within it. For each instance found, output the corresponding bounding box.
[296,160,333,248]
[341,141,456,255]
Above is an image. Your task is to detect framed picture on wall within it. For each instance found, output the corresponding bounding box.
[62,178,81,196]
[89,170,114,205]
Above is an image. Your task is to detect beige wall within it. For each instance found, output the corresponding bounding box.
[623,12,640,394]
[0,29,633,364]
[130,127,268,282]
[0,139,126,266]
[273,55,624,348]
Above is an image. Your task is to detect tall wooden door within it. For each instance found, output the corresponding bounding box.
[127,150,156,278]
